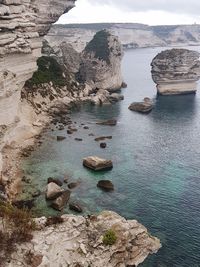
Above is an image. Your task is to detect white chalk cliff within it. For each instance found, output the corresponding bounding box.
[0,0,75,180]
[46,23,200,53]
[78,30,123,92]
[151,48,200,95]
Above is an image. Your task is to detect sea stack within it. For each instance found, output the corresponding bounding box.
[151,48,200,95]
[77,30,123,92]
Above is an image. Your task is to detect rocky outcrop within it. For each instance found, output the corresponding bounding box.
[8,211,161,267]
[77,30,123,92]
[83,156,113,171]
[151,48,200,95]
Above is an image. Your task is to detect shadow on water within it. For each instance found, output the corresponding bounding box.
[150,93,198,125]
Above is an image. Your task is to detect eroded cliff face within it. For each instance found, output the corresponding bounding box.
[0,0,76,180]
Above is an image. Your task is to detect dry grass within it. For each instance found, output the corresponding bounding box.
[0,200,36,265]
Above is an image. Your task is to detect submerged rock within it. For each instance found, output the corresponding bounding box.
[121,81,128,88]
[83,156,113,171]
[74,138,83,141]
[95,136,112,141]
[96,119,117,126]
[68,182,79,189]
[129,98,153,113]
[51,190,71,211]
[69,202,83,213]
[151,48,200,95]
[57,136,66,141]
[46,182,63,200]
[100,142,107,149]
[97,180,114,191]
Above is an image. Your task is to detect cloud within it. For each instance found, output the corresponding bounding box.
[88,0,200,15]
[58,0,200,25]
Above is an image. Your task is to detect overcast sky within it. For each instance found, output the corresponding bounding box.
[58,0,200,25]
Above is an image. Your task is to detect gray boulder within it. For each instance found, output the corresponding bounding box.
[51,190,71,211]
[129,98,153,114]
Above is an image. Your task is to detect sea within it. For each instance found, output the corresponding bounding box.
[21,46,200,267]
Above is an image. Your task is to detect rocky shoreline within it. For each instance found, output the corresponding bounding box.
[0,1,162,266]
[4,211,161,267]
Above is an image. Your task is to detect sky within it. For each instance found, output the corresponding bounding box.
[57,0,200,25]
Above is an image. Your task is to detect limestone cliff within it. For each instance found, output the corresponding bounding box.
[78,30,123,92]
[151,48,200,95]
[47,23,200,53]
[0,0,75,181]
[8,211,161,267]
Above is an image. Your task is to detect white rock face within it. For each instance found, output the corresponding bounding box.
[8,211,161,267]
[78,30,123,92]
[0,0,76,177]
[151,48,200,95]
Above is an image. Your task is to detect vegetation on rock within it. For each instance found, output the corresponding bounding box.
[103,229,117,246]
[25,56,67,87]
[85,30,111,64]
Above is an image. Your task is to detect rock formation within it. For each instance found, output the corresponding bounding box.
[8,211,161,267]
[0,0,76,189]
[77,30,124,92]
[151,48,200,95]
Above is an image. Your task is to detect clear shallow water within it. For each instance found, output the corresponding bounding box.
[22,47,200,267]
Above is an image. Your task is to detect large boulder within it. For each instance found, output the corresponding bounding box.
[83,156,113,171]
[151,48,200,95]
[129,98,153,113]
[46,182,64,200]
[51,190,71,211]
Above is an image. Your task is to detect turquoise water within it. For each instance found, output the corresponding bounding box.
[22,47,200,266]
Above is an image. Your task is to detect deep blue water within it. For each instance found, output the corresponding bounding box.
[22,47,200,267]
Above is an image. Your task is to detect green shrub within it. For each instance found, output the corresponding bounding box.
[25,56,66,88]
[85,30,111,64]
[103,229,117,246]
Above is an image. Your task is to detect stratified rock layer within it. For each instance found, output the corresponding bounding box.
[8,211,161,267]
[151,48,200,95]
[0,0,75,177]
